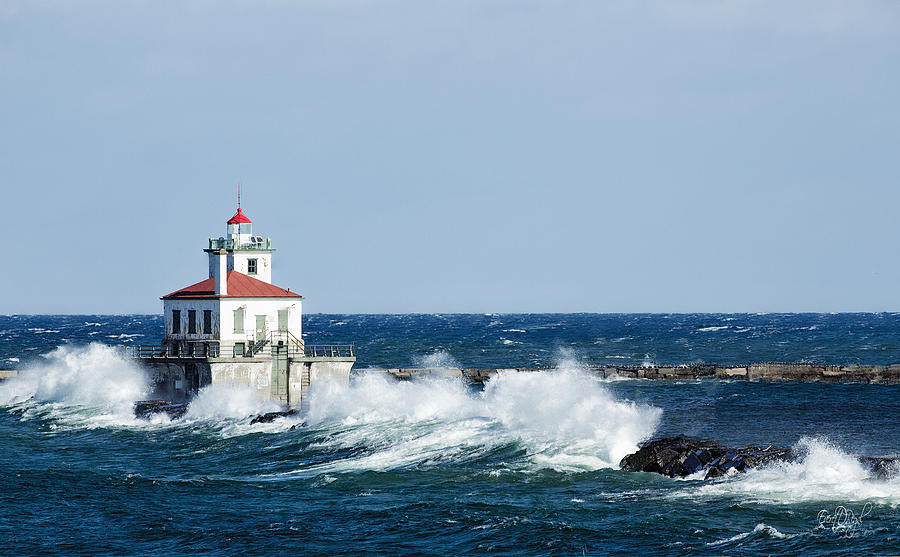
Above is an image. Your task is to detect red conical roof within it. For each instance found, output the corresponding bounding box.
[227,208,252,224]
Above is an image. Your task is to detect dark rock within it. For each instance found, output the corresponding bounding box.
[620,437,725,477]
[619,437,796,479]
[861,455,899,479]
[620,436,898,481]
[249,409,299,425]
[134,400,188,420]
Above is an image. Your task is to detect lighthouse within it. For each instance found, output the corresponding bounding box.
[133,200,354,409]
[162,203,300,357]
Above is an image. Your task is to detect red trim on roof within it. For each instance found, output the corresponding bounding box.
[227,208,252,224]
[162,271,301,299]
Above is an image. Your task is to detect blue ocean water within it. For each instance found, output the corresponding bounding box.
[1,313,899,555]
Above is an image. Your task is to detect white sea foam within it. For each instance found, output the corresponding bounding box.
[184,384,281,421]
[707,523,794,546]
[0,343,287,430]
[415,350,460,370]
[298,361,661,474]
[690,438,900,505]
[697,326,729,332]
[0,343,150,423]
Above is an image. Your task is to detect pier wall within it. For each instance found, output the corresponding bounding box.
[139,358,354,408]
[360,363,900,384]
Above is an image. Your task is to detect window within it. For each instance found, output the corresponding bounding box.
[188,310,197,334]
[203,310,212,334]
[248,259,257,275]
[233,308,245,333]
[278,309,288,333]
[172,310,181,334]
[234,342,245,357]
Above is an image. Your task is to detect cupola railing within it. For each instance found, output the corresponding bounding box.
[208,237,272,250]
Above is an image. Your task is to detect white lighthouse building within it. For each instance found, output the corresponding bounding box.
[162,204,301,357]
[135,202,354,408]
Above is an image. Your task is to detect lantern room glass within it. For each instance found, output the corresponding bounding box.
[228,223,251,236]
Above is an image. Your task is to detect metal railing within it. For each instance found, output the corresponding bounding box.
[130,343,220,359]
[129,341,353,360]
[208,237,272,250]
[303,345,355,358]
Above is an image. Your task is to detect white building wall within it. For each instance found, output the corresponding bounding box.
[164,298,301,344]
[217,298,302,344]
[163,299,221,339]
[227,252,273,284]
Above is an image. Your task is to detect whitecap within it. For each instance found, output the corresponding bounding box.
[691,437,900,505]
[296,362,661,474]
[707,523,793,546]
[0,343,150,426]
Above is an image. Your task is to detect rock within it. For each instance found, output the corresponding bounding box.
[619,437,796,479]
[861,455,899,479]
[619,437,725,477]
[134,400,188,420]
[249,409,299,424]
[620,437,898,481]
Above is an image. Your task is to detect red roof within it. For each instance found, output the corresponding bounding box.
[162,271,301,299]
[227,208,252,224]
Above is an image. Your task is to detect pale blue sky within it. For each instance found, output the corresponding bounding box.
[2,1,899,314]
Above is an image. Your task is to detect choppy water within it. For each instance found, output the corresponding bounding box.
[2,314,900,555]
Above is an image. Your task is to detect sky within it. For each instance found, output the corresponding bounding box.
[1,0,899,314]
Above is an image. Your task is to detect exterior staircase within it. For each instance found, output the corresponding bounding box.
[250,337,269,356]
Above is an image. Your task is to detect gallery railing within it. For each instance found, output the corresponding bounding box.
[208,237,271,250]
[128,341,354,360]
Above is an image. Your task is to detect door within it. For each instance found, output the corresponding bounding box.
[255,315,267,342]
[278,309,289,333]
[271,345,288,399]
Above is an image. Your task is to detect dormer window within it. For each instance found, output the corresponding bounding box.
[248,259,258,275]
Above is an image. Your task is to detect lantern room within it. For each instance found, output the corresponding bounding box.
[227,207,253,245]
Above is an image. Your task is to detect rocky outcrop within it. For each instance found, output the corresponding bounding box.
[134,400,188,420]
[249,409,299,424]
[860,456,900,479]
[619,437,898,480]
[619,437,796,479]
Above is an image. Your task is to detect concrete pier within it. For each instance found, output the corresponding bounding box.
[360,363,900,384]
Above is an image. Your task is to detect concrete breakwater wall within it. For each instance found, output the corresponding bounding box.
[364,363,900,384]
